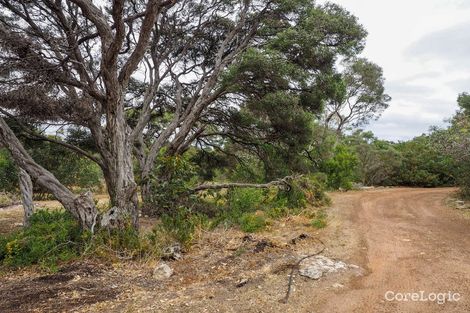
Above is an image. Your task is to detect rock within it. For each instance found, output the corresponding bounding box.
[235,278,248,288]
[332,283,344,288]
[162,243,183,260]
[299,255,349,280]
[290,233,309,245]
[153,262,173,280]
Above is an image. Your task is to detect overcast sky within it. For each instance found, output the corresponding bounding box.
[328,0,470,141]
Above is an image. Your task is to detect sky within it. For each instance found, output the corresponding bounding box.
[328,0,470,141]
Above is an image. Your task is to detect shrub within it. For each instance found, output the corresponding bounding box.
[0,210,164,270]
[0,149,18,193]
[203,176,329,232]
[0,192,20,208]
[276,175,330,208]
[226,188,265,213]
[322,144,358,190]
[311,218,327,229]
[145,155,199,216]
[158,207,209,247]
[238,213,267,233]
[84,226,162,261]
[0,210,82,270]
[456,163,470,199]
[211,188,268,228]
[266,206,291,219]
[310,210,327,229]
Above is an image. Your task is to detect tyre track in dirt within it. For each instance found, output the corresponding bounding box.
[320,188,470,313]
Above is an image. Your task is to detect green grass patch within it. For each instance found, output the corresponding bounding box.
[238,213,267,233]
[310,210,327,229]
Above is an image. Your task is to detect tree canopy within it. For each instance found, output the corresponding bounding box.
[0,0,387,229]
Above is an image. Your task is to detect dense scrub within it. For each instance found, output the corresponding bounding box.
[0,175,330,270]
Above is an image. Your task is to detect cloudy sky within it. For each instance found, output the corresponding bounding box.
[329,0,470,141]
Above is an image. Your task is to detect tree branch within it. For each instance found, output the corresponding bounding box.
[192,175,300,193]
[0,108,103,167]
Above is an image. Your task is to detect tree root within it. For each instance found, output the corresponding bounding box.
[281,238,326,304]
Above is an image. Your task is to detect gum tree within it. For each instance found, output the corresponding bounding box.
[323,58,391,133]
[0,0,371,228]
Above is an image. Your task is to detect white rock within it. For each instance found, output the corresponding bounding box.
[153,262,173,280]
[299,255,351,280]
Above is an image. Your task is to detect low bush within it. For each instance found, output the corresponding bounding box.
[144,155,199,216]
[0,210,165,271]
[0,210,82,270]
[321,144,358,190]
[238,213,267,233]
[310,210,327,229]
[0,192,20,208]
[206,175,329,232]
[157,207,209,248]
[456,163,470,200]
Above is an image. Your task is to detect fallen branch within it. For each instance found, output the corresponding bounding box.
[281,238,326,304]
[192,175,301,193]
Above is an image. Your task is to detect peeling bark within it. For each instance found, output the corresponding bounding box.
[18,168,34,227]
[0,117,98,230]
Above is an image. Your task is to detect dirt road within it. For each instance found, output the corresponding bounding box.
[1,188,469,312]
[317,187,470,313]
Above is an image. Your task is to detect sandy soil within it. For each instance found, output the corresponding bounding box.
[0,187,469,312]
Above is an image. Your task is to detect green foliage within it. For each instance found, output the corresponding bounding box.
[0,210,165,270]
[265,206,292,219]
[276,175,330,211]
[212,2,369,183]
[431,103,470,197]
[456,163,470,199]
[228,157,265,184]
[310,210,327,229]
[27,140,102,192]
[227,188,266,214]
[458,92,470,116]
[158,207,209,247]
[346,130,402,186]
[393,136,456,187]
[206,175,328,232]
[268,3,367,69]
[210,188,267,228]
[190,149,230,181]
[322,144,358,189]
[145,154,199,215]
[238,213,267,233]
[85,226,162,261]
[0,210,82,270]
[0,149,18,192]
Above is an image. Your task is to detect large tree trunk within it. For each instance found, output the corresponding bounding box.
[0,117,98,230]
[18,168,34,226]
[101,154,139,228]
[99,95,140,228]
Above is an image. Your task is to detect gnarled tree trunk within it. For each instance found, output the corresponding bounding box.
[98,95,140,228]
[0,117,98,230]
[18,167,34,226]
[101,152,139,228]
